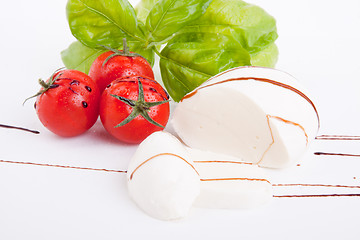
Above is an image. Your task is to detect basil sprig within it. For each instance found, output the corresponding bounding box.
[62,0,278,102]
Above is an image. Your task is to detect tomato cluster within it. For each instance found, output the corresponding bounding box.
[28,43,170,144]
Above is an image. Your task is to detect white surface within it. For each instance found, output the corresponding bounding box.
[1,0,360,239]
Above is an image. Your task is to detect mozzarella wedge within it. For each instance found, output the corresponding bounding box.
[188,148,273,209]
[172,66,319,168]
[128,131,274,219]
[127,131,200,221]
[193,160,273,209]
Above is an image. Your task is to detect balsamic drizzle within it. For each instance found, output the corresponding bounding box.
[274,194,360,198]
[314,135,360,157]
[0,124,40,134]
[316,135,360,140]
[0,158,359,198]
[1,120,360,199]
[0,159,126,173]
[273,183,360,189]
[314,152,360,157]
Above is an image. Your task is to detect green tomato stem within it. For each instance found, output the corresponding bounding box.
[23,68,64,105]
[111,78,169,129]
[101,38,146,68]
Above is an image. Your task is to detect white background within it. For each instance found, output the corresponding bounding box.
[1,0,360,239]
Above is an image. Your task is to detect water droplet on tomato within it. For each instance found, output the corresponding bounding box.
[82,101,88,108]
[70,80,80,85]
[85,86,92,92]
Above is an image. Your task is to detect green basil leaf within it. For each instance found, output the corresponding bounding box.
[145,0,212,44]
[135,0,160,23]
[66,0,144,49]
[250,43,278,68]
[180,0,278,54]
[61,41,106,74]
[128,40,156,66]
[159,32,251,102]
[61,40,155,75]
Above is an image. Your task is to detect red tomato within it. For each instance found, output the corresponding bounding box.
[100,76,170,144]
[89,42,154,93]
[30,69,100,137]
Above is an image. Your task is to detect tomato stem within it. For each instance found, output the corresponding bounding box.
[110,78,169,129]
[123,38,129,55]
[100,38,145,68]
[23,68,64,105]
[38,79,49,89]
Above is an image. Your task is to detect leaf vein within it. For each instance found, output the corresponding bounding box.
[78,0,143,42]
[75,50,104,69]
[150,0,177,35]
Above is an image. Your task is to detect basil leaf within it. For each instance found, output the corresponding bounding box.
[145,0,212,44]
[61,40,155,74]
[135,0,160,23]
[180,0,278,54]
[128,40,156,66]
[66,0,144,49]
[61,41,106,74]
[250,43,278,68]
[159,32,251,102]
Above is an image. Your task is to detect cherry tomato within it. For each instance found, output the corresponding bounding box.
[27,69,101,137]
[100,76,170,144]
[89,40,154,93]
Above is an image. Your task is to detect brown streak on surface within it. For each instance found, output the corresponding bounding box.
[200,177,271,184]
[129,153,199,180]
[274,194,360,198]
[314,152,360,157]
[194,160,253,165]
[273,183,360,189]
[0,124,40,134]
[316,135,360,140]
[0,159,125,173]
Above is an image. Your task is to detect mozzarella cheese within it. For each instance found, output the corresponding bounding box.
[188,147,272,208]
[127,131,200,221]
[193,160,273,209]
[172,66,319,168]
[127,131,273,220]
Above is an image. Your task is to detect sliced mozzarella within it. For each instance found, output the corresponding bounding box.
[188,148,272,209]
[172,66,319,168]
[127,131,200,221]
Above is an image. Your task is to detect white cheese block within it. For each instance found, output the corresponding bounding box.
[172,66,319,168]
[127,131,200,221]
